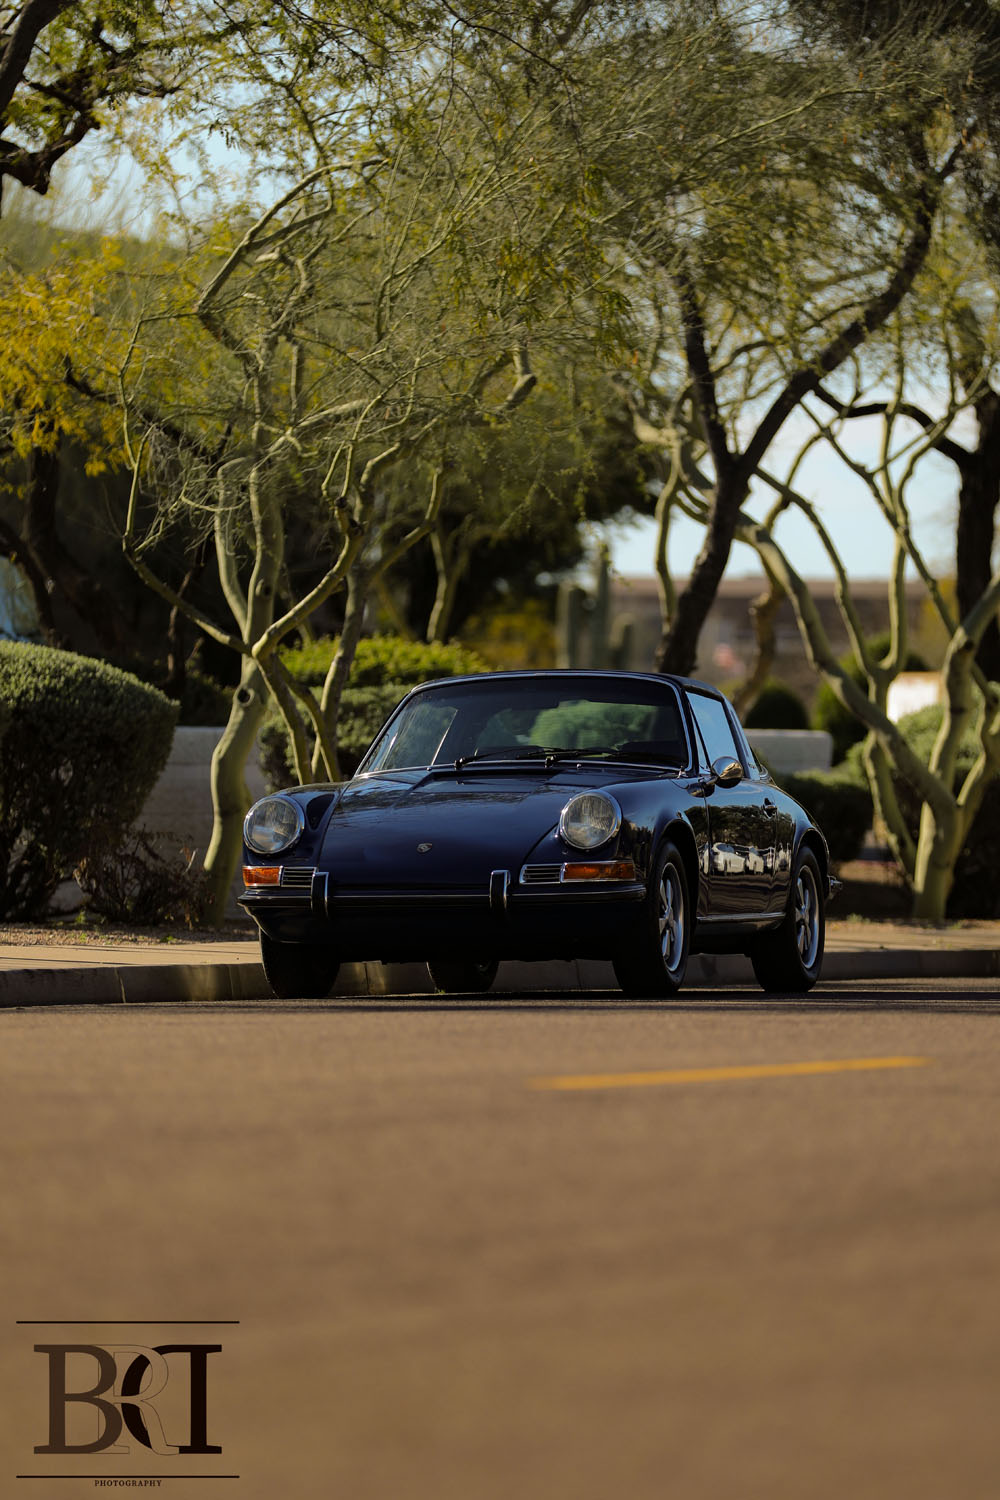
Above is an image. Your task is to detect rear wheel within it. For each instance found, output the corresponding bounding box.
[426,959,499,994]
[750,847,825,993]
[260,933,340,999]
[613,841,690,998]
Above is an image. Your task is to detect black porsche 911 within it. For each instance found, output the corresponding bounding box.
[240,670,838,999]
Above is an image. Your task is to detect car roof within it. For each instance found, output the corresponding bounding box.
[408,669,724,698]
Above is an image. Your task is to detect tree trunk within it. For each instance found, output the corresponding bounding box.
[955,391,1000,681]
[655,469,746,675]
[164,538,210,698]
[201,457,284,925]
[427,528,463,644]
[316,565,369,779]
[910,800,961,922]
[202,657,268,924]
[0,515,60,643]
[733,570,784,719]
[23,440,131,653]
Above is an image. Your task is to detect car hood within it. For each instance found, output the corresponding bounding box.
[319,767,629,883]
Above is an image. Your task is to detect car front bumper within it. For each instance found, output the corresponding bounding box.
[239,866,646,962]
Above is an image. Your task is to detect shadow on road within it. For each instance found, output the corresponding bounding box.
[108,982,1000,1017]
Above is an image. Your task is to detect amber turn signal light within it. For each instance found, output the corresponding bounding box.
[243,865,282,886]
[561,860,637,882]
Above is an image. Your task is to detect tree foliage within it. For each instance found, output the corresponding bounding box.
[594,0,978,672]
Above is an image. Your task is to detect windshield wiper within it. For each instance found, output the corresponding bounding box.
[544,746,620,760]
[453,745,549,769]
[451,743,687,771]
[453,744,619,769]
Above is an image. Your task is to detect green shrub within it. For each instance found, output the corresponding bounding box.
[278,635,489,690]
[813,633,928,764]
[262,636,491,787]
[777,768,874,865]
[744,679,809,730]
[0,642,177,918]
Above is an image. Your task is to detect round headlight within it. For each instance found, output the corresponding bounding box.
[244,795,304,855]
[559,791,622,850]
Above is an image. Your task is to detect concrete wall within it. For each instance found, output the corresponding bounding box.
[746,729,833,774]
[140,727,268,856]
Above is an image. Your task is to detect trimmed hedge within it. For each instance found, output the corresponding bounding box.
[0,642,177,918]
[744,679,809,730]
[261,635,491,786]
[278,635,489,690]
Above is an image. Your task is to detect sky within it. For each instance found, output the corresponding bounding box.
[600,406,962,585]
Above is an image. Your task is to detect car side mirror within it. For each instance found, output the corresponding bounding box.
[711,756,743,789]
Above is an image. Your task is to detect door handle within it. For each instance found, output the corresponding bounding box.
[762,799,777,817]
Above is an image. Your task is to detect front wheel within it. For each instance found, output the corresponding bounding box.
[260,933,340,999]
[751,847,825,993]
[426,959,499,994]
[612,841,690,998]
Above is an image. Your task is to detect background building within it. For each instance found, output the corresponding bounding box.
[600,575,947,706]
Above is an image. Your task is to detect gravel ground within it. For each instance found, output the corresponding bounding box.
[0,919,257,946]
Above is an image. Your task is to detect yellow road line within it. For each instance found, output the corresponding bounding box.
[529,1056,932,1092]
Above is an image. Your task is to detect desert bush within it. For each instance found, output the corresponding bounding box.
[0,642,177,918]
[76,831,211,927]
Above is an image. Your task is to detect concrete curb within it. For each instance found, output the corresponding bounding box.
[1,945,997,1007]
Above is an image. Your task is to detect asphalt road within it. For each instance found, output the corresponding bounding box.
[3,979,1000,1500]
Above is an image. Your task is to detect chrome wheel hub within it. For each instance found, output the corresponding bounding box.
[794,867,820,969]
[658,868,684,974]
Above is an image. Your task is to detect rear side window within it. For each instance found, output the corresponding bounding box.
[687,692,740,769]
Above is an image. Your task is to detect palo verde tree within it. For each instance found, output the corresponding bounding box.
[0,2,625,922]
[116,71,596,920]
[665,299,1000,921]
[105,1,709,922]
[0,0,396,651]
[584,0,986,676]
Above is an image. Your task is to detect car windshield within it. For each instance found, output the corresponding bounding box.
[358,676,690,773]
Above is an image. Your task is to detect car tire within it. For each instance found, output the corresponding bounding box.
[426,959,499,993]
[260,933,340,999]
[750,847,825,993]
[612,841,690,997]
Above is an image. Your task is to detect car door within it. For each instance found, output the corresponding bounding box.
[685,689,777,916]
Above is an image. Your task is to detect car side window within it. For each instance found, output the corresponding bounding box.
[687,692,741,770]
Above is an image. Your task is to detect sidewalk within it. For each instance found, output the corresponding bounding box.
[0,920,997,1006]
